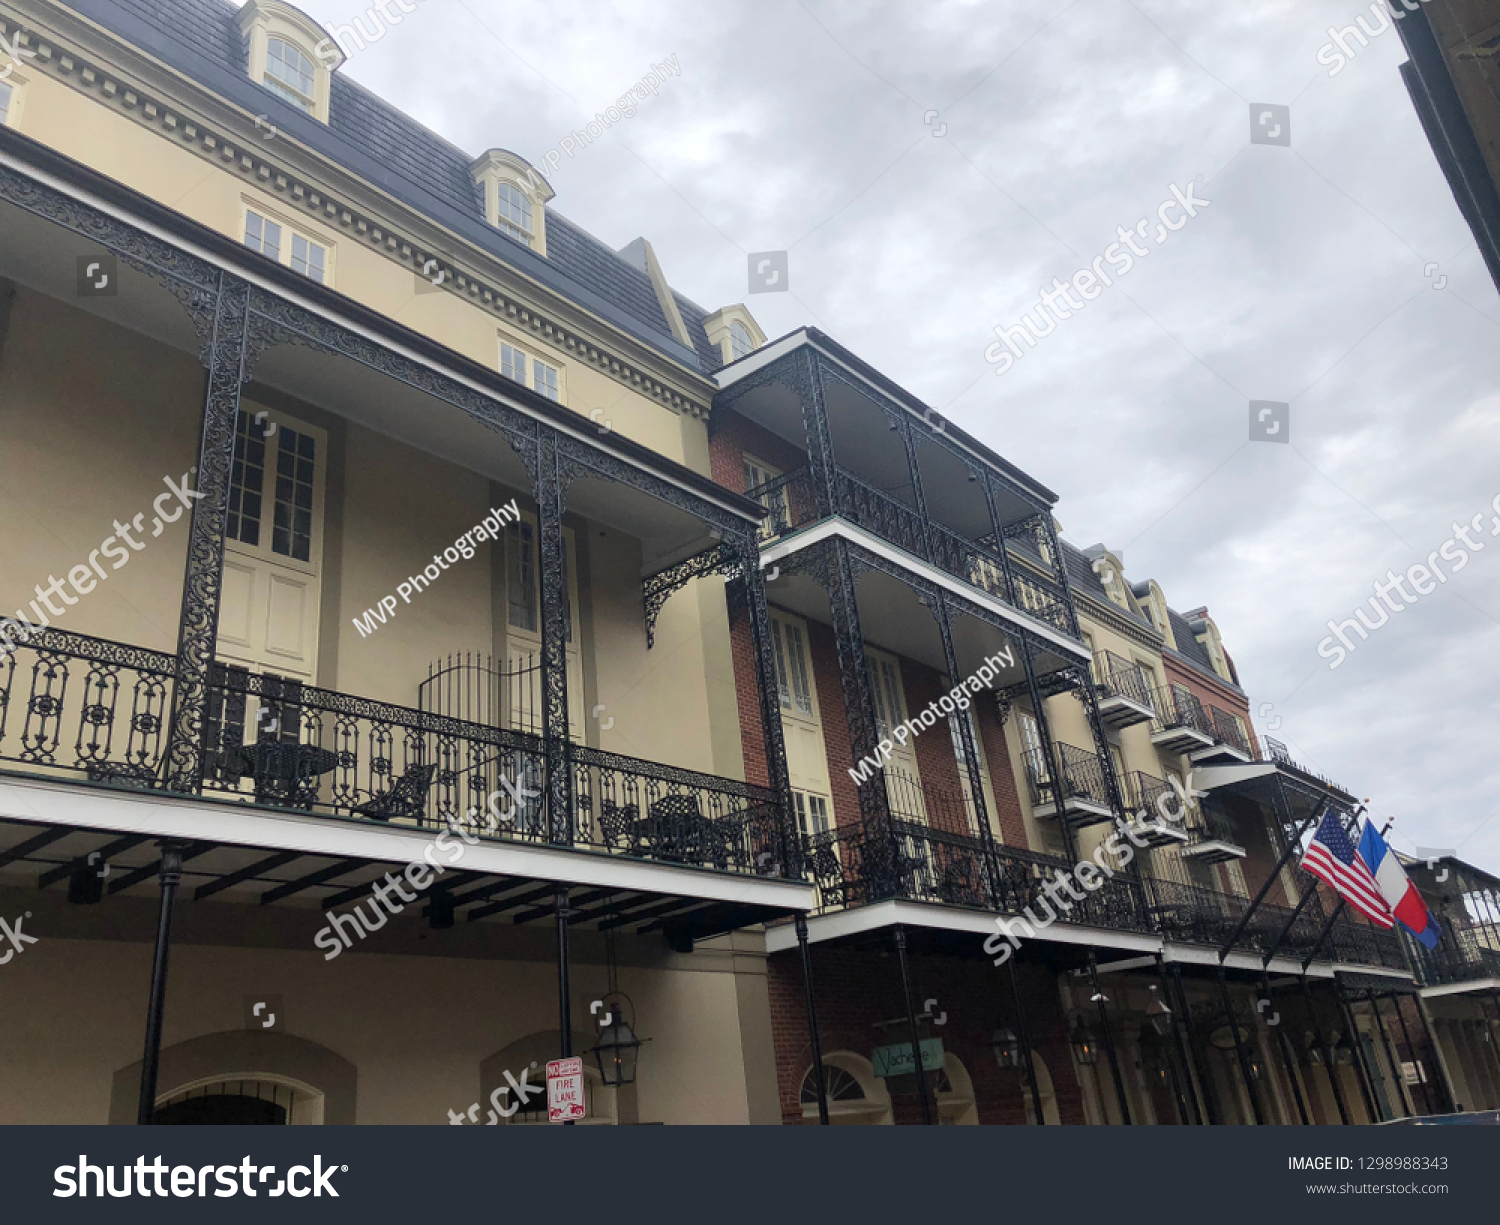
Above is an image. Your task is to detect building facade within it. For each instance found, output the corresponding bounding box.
[0,0,1490,1126]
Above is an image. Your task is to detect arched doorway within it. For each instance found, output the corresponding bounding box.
[153,1075,321,1125]
[932,1054,978,1125]
[1022,1051,1062,1125]
[799,1053,893,1124]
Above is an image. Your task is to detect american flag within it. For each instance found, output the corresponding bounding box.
[1301,811,1393,928]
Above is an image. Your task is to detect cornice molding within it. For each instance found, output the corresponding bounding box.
[0,5,716,421]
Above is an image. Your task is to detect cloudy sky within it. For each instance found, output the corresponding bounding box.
[295,0,1500,867]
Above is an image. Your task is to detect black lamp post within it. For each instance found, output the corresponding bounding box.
[1069,1013,1100,1066]
[589,996,644,1087]
[992,1026,1023,1070]
[1145,985,1173,1037]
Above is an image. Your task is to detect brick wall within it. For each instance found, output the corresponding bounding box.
[767,945,1086,1125]
[898,659,968,836]
[974,696,1030,849]
[807,619,863,831]
[708,407,808,492]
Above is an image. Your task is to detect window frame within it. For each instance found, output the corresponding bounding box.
[263,36,318,114]
[225,403,328,577]
[0,70,25,129]
[241,202,334,286]
[496,333,566,405]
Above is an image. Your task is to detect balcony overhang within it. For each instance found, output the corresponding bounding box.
[1188,742,1253,766]
[1180,838,1248,865]
[0,776,814,930]
[1121,816,1189,849]
[758,517,1090,663]
[1420,977,1500,999]
[1191,761,1358,814]
[1151,725,1215,754]
[1097,694,1154,729]
[1032,796,1116,826]
[763,897,1162,955]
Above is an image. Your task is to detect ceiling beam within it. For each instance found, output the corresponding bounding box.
[260,858,370,905]
[194,850,303,901]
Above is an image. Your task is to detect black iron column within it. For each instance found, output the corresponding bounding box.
[1156,954,1199,1124]
[979,474,1022,607]
[736,533,799,879]
[894,925,934,1125]
[793,348,838,519]
[932,592,1000,888]
[1413,995,1458,1114]
[1262,971,1310,1125]
[534,434,574,845]
[1300,975,1350,1124]
[1216,965,1266,1124]
[1369,991,1414,1118]
[1007,957,1046,1124]
[1088,950,1132,1124]
[826,539,898,888]
[1340,991,1383,1122]
[137,841,186,1124]
[796,915,830,1125]
[555,885,574,1124]
[1386,992,1430,1116]
[164,273,252,794]
[1173,961,1221,1124]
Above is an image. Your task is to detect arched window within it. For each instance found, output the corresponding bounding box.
[264,37,316,113]
[800,1064,865,1104]
[496,182,535,245]
[730,320,754,359]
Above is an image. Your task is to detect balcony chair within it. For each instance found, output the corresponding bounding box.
[599,798,644,855]
[353,763,437,824]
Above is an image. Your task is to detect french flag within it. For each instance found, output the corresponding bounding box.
[1357,821,1441,950]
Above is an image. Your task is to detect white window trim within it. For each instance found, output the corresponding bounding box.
[470,149,555,255]
[703,305,766,365]
[236,0,342,124]
[241,199,335,286]
[496,331,566,405]
[0,68,26,129]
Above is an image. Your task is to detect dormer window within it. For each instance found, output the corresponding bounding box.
[471,150,554,255]
[496,182,534,245]
[704,306,766,365]
[236,1,343,125]
[264,37,317,113]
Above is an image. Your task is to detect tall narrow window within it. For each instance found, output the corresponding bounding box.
[244,210,282,259]
[866,654,904,741]
[501,342,528,385]
[730,320,753,359]
[264,37,316,113]
[496,182,534,245]
[507,520,537,633]
[794,792,831,839]
[0,81,13,126]
[532,358,560,402]
[742,455,790,529]
[228,411,268,547]
[290,233,325,283]
[272,428,317,562]
[771,618,812,715]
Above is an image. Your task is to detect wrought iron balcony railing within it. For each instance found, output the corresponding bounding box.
[0,627,792,881]
[1093,651,1155,709]
[745,464,1076,635]
[1022,743,1114,812]
[1149,683,1214,739]
[1123,769,1172,816]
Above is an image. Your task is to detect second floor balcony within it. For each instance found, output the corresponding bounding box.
[1023,744,1116,827]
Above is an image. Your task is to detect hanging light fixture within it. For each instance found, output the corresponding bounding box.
[1145,985,1173,1037]
[991,1026,1023,1070]
[1069,1013,1100,1066]
[587,921,649,1086]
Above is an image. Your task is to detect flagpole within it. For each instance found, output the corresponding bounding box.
[1260,799,1367,967]
[1299,817,1394,974]
[1216,793,1333,963]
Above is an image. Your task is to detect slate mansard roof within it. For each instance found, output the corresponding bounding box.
[65,0,719,372]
